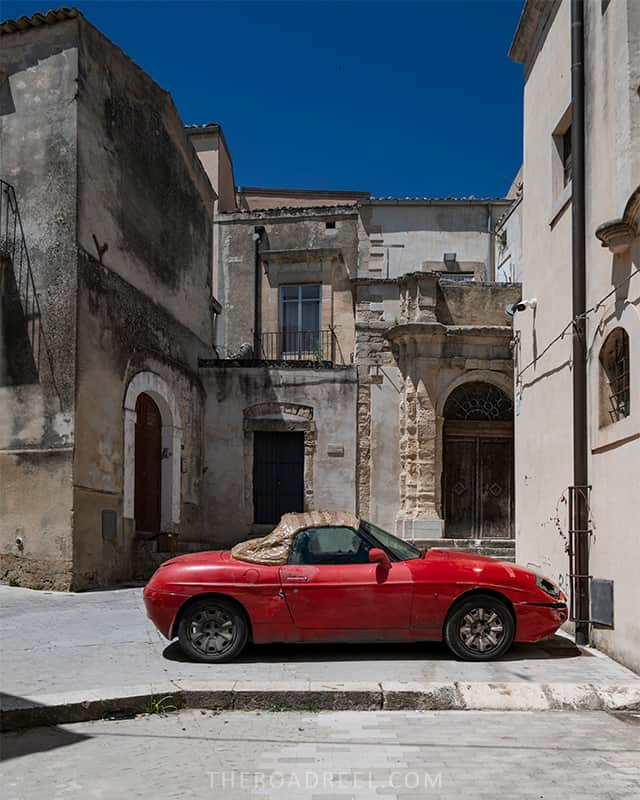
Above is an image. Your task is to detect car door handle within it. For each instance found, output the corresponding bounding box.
[285,576,309,582]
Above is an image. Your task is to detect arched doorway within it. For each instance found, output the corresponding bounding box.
[134,393,162,532]
[123,371,182,534]
[442,382,513,538]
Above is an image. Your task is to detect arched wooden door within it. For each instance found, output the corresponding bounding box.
[442,382,514,539]
[134,393,162,532]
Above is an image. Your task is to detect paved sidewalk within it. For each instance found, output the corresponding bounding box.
[1,584,639,728]
[3,709,640,799]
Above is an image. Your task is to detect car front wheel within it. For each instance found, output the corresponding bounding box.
[177,598,248,663]
[444,594,514,661]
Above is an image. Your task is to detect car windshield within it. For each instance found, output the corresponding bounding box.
[360,519,423,561]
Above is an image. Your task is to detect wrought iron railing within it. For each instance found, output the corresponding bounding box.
[0,179,57,389]
[257,329,339,364]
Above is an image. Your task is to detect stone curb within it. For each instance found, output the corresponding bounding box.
[2,680,640,731]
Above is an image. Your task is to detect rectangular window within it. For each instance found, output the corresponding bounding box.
[279,284,321,354]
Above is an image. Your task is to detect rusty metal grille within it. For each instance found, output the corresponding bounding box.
[601,328,630,423]
[443,382,513,421]
[567,485,592,625]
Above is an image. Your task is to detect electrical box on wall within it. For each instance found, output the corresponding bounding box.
[591,579,614,627]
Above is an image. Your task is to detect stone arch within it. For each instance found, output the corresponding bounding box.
[436,370,513,419]
[123,371,182,531]
[244,402,314,421]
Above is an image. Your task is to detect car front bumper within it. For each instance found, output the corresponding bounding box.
[515,601,568,642]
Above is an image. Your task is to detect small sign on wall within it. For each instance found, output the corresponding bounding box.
[327,444,344,457]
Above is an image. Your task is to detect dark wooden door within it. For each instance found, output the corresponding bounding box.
[253,431,304,525]
[479,438,513,538]
[443,423,513,538]
[135,393,162,532]
[443,437,477,539]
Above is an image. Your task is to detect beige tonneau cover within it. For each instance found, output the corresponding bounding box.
[231,510,360,566]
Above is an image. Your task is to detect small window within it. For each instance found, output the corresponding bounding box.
[325,221,336,230]
[562,126,572,186]
[599,328,630,426]
[289,526,372,565]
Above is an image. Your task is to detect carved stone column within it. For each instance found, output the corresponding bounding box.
[395,336,442,540]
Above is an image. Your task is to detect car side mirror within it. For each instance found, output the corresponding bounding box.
[369,548,390,569]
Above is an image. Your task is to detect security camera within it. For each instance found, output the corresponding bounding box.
[505,298,537,316]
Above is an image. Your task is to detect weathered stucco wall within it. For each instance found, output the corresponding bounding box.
[68,20,217,588]
[0,19,79,588]
[73,252,208,588]
[217,206,359,360]
[359,202,510,281]
[201,366,358,546]
[76,20,215,345]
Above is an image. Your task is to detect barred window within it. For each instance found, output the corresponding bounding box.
[599,328,630,426]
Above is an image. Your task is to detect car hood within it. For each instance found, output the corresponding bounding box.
[424,547,536,580]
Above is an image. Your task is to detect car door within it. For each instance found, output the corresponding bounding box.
[278,526,413,640]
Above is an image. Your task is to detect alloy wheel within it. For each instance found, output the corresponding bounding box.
[457,606,505,655]
[187,606,236,656]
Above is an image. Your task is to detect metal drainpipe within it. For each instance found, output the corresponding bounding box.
[253,226,265,355]
[487,204,494,281]
[571,0,590,646]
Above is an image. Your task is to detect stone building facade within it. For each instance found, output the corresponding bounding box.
[509,0,640,671]
[1,9,216,589]
[1,7,520,590]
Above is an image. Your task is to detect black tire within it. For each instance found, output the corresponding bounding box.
[177,597,249,663]
[444,594,515,661]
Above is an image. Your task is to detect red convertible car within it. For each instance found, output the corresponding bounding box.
[144,511,567,663]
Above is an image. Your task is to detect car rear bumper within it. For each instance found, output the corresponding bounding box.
[515,602,568,642]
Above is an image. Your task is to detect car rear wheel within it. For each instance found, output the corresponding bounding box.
[444,594,514,661]
[177,598,248,663]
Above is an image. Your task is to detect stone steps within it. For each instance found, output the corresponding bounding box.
[414,538,516,562]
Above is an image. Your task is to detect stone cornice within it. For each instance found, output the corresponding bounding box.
[595,185,640,254]
[385,323,512,342]
[595,219,637,254]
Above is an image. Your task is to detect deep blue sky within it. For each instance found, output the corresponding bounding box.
[4,0,525,197]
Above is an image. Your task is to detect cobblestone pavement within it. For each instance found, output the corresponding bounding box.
[1,585,638,701]
[2,710,639,799]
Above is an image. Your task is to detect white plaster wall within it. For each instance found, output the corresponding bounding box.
[514,0,574,597]
[362,204,506,280]
[582,0,640,671]
[516,0,640,670]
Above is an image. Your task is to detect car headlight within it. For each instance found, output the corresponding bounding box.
[535,574,561,599]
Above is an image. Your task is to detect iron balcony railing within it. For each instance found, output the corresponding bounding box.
[0,179,57,390]
[257,329,340,364]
